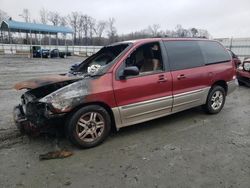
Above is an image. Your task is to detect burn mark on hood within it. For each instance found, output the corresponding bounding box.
[14,74,82,90]
[39,79,91,112]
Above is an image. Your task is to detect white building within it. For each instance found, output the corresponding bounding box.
[216,38,250,59]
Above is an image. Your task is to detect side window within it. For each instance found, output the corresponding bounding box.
[164,41,205,71]
[198,41,231,65]
[126,42,164,75]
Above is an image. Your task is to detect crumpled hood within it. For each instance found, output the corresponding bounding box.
[14,74,81,90]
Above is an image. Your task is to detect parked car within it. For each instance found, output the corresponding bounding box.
[228,49,241,68]
[50,49,71,58]
[13,38,237,148]
[49,49,60,58]
[237,58,250,86]
[33,49,50,58]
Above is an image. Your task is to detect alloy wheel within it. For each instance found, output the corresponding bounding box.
[210,91,224,110]
[76,112,105,142]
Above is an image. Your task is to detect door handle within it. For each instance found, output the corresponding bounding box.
[177,74,186,80]
[158,75,167,83]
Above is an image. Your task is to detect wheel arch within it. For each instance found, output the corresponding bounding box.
[211,80,228,95]
[69,101,117,132]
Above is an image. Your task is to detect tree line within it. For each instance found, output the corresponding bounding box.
[0,8,211,46]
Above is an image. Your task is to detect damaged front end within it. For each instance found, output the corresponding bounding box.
[13,75,90,134]
[13,93,56,134]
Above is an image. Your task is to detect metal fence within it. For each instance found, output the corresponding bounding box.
[216,38,250,59]
[0,43,102,57]
[2,38,250,59]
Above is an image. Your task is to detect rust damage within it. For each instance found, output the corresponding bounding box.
[14,74,81,90]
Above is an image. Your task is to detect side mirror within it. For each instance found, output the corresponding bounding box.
[121,66,139,79]
[70,63,79,72]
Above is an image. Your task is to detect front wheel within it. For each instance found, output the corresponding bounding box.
[203,86,226,114]
[65,105,111,148]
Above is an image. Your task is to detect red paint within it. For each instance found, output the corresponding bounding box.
[113,72,173,107]
[172,62,235,95]
[86,73,117,108]
[237,69,250,78]
[86,38,235,108]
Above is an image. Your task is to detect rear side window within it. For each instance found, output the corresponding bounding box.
[164,41,205,71]
[198,41,231,65]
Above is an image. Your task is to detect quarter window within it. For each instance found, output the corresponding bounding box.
[198,41,231,65]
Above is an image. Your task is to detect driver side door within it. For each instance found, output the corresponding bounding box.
[113,42,173,128]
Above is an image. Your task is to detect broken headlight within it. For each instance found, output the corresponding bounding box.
[39,80,89,112]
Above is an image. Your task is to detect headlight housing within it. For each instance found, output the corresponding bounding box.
[39,80,89,112]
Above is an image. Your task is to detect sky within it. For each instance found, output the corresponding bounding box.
[1,0,250,38]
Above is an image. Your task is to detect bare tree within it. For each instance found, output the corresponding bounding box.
[175,24,190,37]
[148,24,160,36]
[190,28,198,37]
[0,8,212,45]
[0,9,9,22]
[0,9,10,42]
[19,9,31,22]
[88,16,96,45]
[175,24,184,37]
[19,9,31,44]
[78,14,90,45]
[40,8,48,24]
[60,16,67,26]
[48,11,60,26]
[95,21,107,38]
[68,12,79,44]
[165,29,176,37]
[107,17,117,43]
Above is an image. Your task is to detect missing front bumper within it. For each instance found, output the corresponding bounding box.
[13,104,67,135]
[13,105,38,134]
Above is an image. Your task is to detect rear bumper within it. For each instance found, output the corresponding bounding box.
[227,79,237,95]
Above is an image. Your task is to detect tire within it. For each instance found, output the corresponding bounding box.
[65,105,111,149]
[203,86,226,114]
[238,80,244,86]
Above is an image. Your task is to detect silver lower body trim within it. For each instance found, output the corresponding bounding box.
[227,79,237,95]
[172,87,210,113]
[112,87,211,130]
[114,95,173,129]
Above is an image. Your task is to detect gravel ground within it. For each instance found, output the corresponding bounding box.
[0,56,250,188]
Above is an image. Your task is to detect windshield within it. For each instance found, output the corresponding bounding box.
[75,43,131,75]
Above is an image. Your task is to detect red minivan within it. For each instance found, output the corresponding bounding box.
[14,38,237,148]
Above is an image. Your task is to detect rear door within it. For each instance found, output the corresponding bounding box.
[113,41,173,127]
[163,40,211,113]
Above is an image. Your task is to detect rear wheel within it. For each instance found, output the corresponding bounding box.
[203,86,226,114]
[65,105,111,148]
